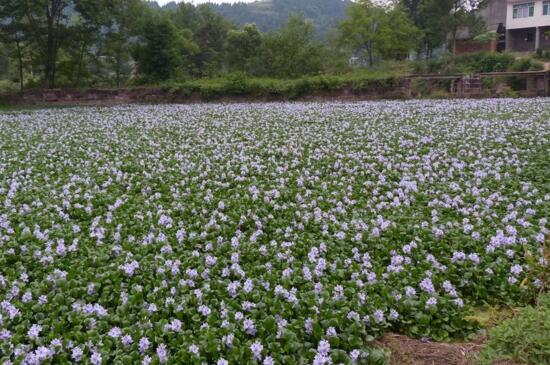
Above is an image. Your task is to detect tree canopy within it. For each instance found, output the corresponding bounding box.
[0,0,491,90]
[339,0,420,66]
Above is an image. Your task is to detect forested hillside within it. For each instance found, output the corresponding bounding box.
[153,0,352,38]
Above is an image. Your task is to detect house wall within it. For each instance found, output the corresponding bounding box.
[481,0,508,31]
[540,26,550,48]
[455,39,498,54]
[508,28,537,51]
[506,0,550,30]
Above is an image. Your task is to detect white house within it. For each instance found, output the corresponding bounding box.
[505,0,550,51]
[456,0,550,54]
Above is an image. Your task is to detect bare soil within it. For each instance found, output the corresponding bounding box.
[378,333,483,365]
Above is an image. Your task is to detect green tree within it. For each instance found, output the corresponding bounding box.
[59,1,111,87]
[0,8,27,90]
[260,15,325,78]
[377,4,420,60]
[101,0,149,87]
[133,16,198,82]
[0,0,118,88]
[415,0,452,58]
[169,4,231,77]
[226,23,262,74]
[446,0,489,54]
[169,2,201,33]
[399,0,423,26]
[0,0,72,88]
[339,1,419,66]
[401,0,489,58]
[192,6,231,77]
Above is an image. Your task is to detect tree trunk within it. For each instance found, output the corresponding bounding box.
[452,28,458,56]
[74,41,87,87]
[367,41,374,67]
[15,39,24,92]
[45,12,55,88]
[44,0,64,89]
[116,48,122,88]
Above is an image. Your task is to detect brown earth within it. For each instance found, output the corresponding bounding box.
[378,333,482,365]
[377,333,525,365]
[0,87,408,107]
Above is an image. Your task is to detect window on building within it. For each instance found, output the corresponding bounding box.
[544,1,550,15]
[513,2,535,18]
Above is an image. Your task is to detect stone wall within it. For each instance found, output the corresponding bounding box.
[3,88,179,105]
[454,39,497,55]
[2,73,549,106]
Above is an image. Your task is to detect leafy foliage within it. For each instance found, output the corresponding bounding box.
[258,16,325,78]
[0,99,549,363]
[412,52,544,74]
[338,1,420,66]
[200,0,353,39]
[133,16,198,82]
[479,294,550,365]
[400,0,490,57]
[164,72,402,100]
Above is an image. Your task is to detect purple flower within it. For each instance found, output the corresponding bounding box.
[27,324,42,340]
[139,337,150,353]
[425,297,438,309]
[71,347,83,362]
[91,351,102,365]
[250,341,263,359]
[317,339,330,356]
[156,344,168,364]
[419,277,436,294]
[373,309,384,323]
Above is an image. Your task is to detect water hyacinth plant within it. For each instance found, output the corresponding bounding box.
[0,99,549,364]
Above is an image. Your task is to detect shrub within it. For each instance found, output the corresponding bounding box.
[411,56,454,75]
[535,48,550,61]
[412,52,516,75]
[510,58,544,72]
[164,74,401,100]
[0,79,18,95]
[455,52,515,73]
[479,294,550,365]
[222,73,249,95]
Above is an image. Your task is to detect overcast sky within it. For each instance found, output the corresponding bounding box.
[156,0,257,4]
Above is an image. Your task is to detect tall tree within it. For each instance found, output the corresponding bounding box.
[0,5,27,90]
[0,0,115,88]
[226,23,262,74]
[260,15,325,78]
[192,6,231,77]
[446,0,489,54]
[399,0,423,25]
[133,16,198,82]
[416,0,453,58]
[339,0,419,66]
[102,0,149,87]
[15,0,69,88]
[402,0,489,57]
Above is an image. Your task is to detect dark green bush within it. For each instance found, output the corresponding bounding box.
[0,80,18,95]
[412,52,515,75]
[510,58,544,72]
[535,48,550,61]
[455,52,515,73]
[479,294,550,365]
[411,57,453,75]
[164,73,400,100]
[222,73,249,95]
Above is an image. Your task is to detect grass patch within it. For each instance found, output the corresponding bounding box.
[478,293,550,365]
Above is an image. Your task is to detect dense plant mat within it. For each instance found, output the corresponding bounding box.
[0,99,549,364]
